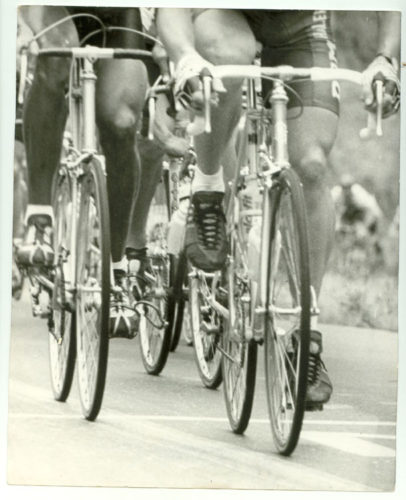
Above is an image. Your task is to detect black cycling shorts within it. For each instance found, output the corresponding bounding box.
[242,9,340,114]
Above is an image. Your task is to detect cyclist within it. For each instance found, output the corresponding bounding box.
[332,174,383,243]
[155,8,400,408]
[15,6,187,337]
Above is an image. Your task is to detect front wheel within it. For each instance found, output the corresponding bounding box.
[264,167,311,456]
[76,158,110,421]
[48,170,76,402]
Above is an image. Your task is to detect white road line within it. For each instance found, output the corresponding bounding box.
[8,412,397,427]
[302,431,396,458]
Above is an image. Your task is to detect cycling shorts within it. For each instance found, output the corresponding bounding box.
[193,9,340,114]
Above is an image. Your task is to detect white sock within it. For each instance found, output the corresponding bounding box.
[192,166,225,194]
[112,257,127,272]
[24,204,54,225]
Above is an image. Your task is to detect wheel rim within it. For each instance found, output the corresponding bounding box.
[266,185,305,448]
[222,229,256,429]
[49,175,75,399]
[190,274,222,385]
[76,179,104,413]
[139,256,169,368]
[139,187,170,372]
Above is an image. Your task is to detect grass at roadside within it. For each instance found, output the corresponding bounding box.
[320,241,398,331]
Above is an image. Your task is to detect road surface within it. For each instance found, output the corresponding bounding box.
[7,293,398,491]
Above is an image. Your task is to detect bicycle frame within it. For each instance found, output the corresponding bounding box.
[217,78,298,339]
[62,56,107,305]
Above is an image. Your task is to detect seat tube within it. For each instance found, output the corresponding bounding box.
[271,82,289,168]
[81,57,97,152]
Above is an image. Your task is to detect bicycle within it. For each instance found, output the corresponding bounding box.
[24,45,152,420]
[187,64,384,454]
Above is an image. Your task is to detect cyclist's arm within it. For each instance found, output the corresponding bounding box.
[362,12,400,115]
[156,8,196,65]
[376,12,400,62]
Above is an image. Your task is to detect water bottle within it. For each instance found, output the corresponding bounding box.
[167,197,189,256]
[247,219,262,283]
[240,178,262,283]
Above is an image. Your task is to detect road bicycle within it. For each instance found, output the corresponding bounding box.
[24,46,152,420]
[186,64,384,455]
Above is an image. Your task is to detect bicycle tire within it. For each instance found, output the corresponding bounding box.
[139,176,172,375]
[169,251,187,352]
[222,238,258,434]
[76,157,110,421]
[189,271,223,389]
[264,167,311,456]
[48,170,76,402]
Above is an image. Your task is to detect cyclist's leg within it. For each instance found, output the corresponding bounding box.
[158,8,256,271]
[17,6,78,265]
[257,10,339,407]
[192,9,256,176]
[287,109,338,294]
[95,16,148,264]
[20,6,78,205]
[158,8,255,176]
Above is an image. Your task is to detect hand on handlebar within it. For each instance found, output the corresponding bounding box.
[362,55,400,118]
[173,53,226,135]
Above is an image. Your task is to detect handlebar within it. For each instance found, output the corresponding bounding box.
[38,46,152,61]
[201,65,383,140]
[18,46,153,105]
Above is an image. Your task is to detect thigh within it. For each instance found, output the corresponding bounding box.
[96,58,148,127]
[193,9,256,65]
[19,5,79,48]
[95,11,149,125]
[287,107,338,167]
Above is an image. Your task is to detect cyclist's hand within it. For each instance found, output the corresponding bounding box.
[174,52,226,112]
[362,55,400,118]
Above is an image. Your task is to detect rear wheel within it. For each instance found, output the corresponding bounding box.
[189,271,223,389]
[76,158,110,421]
[264,167,311,455]
[48,170,76,402]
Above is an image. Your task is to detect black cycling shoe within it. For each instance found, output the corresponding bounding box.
[184,191,227,272]
[109,269,138,339]
[305,330,333,411]
[16,214,54,267]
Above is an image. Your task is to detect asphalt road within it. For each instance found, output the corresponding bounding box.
[7,293,398,491]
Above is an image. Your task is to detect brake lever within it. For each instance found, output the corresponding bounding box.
[359,79,383,140]
[201,68,213,134]
[18,47,28,105]
[147,93,157,141]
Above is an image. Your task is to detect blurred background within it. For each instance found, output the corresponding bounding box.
[321,12,400,330]
[12,9,400,330]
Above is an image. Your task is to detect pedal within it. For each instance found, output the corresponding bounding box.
[200,320,220,335]
[109,311,138,339]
